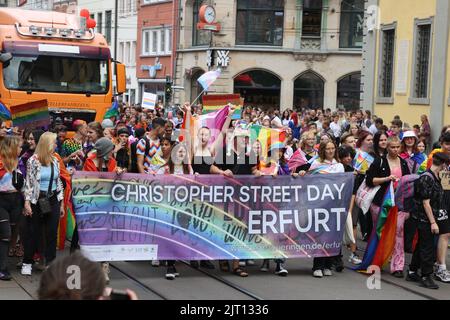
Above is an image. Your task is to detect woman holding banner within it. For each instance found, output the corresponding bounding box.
[157,142,193,280]
[294,140,344,278]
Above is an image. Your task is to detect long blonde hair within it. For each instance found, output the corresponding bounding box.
[0,135,21,172]
[36,132,56,166]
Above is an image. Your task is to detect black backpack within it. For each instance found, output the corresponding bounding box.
[130,136,150,173]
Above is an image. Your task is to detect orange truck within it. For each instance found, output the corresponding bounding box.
[0,8,126,131]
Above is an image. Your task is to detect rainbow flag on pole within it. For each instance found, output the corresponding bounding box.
[197,68,221,91]
[11,99,49,130]
[202,94,243,119]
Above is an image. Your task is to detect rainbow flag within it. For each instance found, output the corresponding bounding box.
[11,100,49,130]
[182,105,230,147]
[249,125,286,158]
[0,102,11,120]
[104,100,119,119]
[356,182,397,272]
[197,69,221,91]
[202,94,243,120]
[353,149,374,174]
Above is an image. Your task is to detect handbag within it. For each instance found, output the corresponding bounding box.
[355,179,380,214]
[38,163,54,219]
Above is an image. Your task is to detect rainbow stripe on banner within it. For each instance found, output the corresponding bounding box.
[11,99,49,129]
[202,94,243,120]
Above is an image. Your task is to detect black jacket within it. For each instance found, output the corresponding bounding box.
[366,156,410,206]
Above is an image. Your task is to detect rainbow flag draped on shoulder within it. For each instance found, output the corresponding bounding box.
[355,182,398,272]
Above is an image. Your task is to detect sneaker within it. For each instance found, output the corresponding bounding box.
[349,253,362,265]
[165,266,179,280]
[151,260,160,267]
[406,270,421,282]
[260,260,270,272]
[0,269,12,281]
[333,256,344,272]
[190,261,199,269]
[313,269,323,278]
[392,270,404,278]
[200,260,215,269]
[323,269,333,276]
[420,275,439,289]
[275,263,288,277]
[239,260,246,267]
[246,259,255,266]
[102,262,110,284]
[434,269,450,283]
[21,263,32,276]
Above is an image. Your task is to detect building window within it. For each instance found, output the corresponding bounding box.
[236,0,284,46]
[377,24,396,103]
[119,42,124,62]
[105,10,112,44]
[192,0,211,46]
[339,0,364,48]
[293,71,324,109]
[97,12,103,35]
[234,69,281,109]
[302,0,322,37]
[410,18,433,104]
[337,73,361,111]
[142,27,172,55]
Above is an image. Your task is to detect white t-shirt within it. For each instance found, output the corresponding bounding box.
[271,116,283,128]
[330,122,341,138]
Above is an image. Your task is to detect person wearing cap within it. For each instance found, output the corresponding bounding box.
[262,115,271,128]
[83,137,117,173]
[399,131,426,173]
[82,137,118,284]
[210,125,259,277]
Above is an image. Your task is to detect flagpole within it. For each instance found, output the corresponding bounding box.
[190,88,208,106]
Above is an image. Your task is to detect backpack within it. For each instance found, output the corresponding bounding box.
[394,171,433,212]
[130,136,150,173]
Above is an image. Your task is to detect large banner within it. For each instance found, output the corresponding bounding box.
[72,172,354,262]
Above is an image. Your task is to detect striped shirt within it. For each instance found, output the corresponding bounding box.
[136,136,161,173]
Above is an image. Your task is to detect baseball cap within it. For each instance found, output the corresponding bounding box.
[401,131,418,141]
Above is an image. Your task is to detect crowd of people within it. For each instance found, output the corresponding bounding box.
[0,102,448,292]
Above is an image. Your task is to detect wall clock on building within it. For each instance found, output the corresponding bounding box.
[199,5,216,24]
[197,4,221,32]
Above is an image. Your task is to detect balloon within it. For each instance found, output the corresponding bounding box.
[86,18,96,29]
[80,9,90,18]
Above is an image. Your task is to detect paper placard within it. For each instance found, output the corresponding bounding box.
[142,92,157,110]
[440,171,450,191]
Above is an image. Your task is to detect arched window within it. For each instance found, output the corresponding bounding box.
[337,73,361,110]
[234,70,281,109]
[191,69,205,102]
[339,0,364,48]
[293,72,324,109]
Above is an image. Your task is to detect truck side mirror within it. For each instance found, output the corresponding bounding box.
[116,63,126,94]
[0,53,12,68]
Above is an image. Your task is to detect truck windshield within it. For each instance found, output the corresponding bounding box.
[3,55,109,94]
